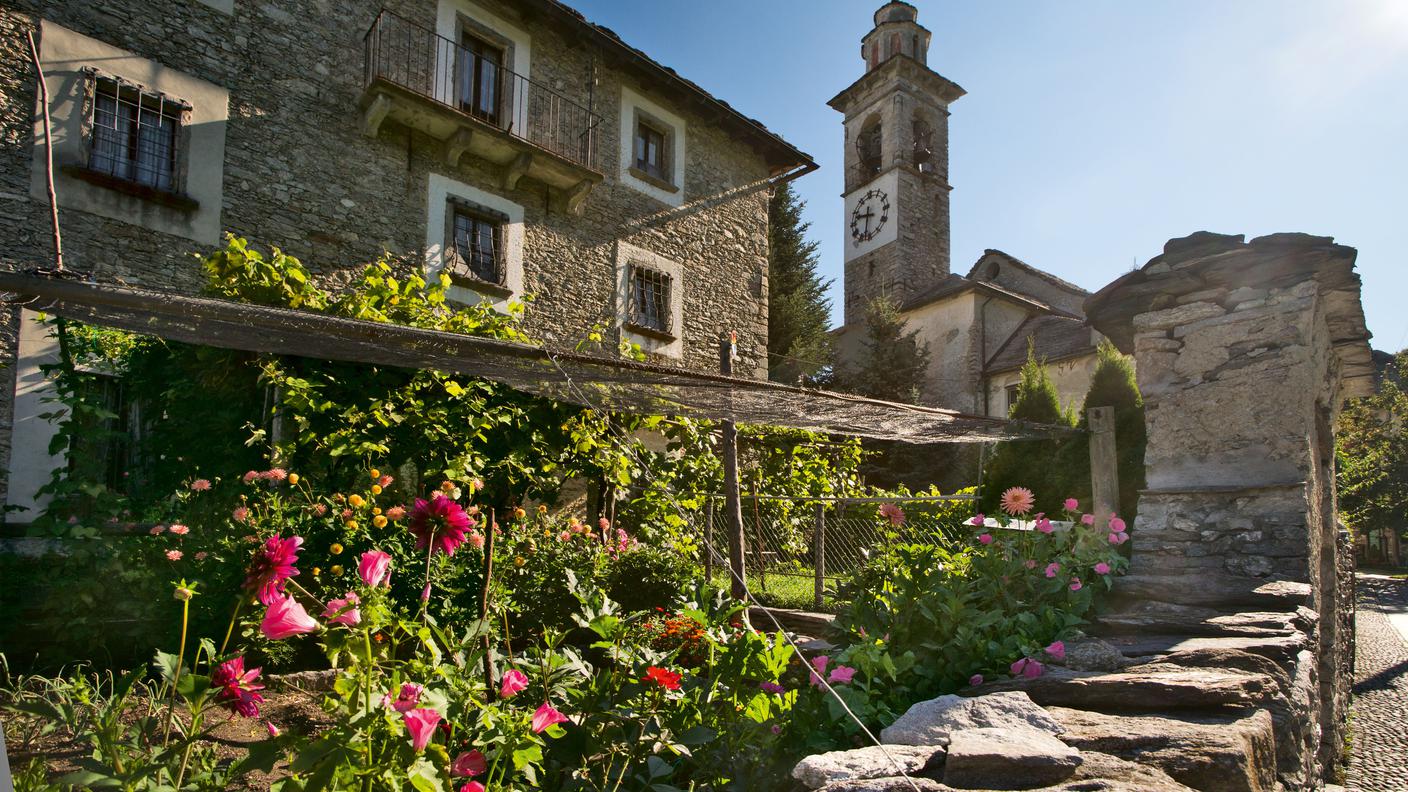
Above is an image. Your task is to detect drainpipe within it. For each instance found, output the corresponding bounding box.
[977,296,993,416]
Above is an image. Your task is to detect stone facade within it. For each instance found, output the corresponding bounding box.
[0,0,811,514]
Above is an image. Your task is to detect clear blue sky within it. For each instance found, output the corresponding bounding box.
[570,0,1408,350]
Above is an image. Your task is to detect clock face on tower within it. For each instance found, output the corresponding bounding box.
[850,188,890,245]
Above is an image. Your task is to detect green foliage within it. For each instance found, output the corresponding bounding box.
[767,182,832,385]
[1338,351,1408,559]
[838,296,931,404]
[981,344,1078,515]
[1068,340,1146,523]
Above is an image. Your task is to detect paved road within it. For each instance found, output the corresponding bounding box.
[1347,574,1408,791]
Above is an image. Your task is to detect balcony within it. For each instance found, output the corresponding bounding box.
[361,11,603,213]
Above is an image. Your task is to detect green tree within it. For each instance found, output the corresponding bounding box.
[767,182,833,384]
[1050,340,1146,524]
[981,343,1076,515]
[840,296,931,404]
[1338,350,1408,566]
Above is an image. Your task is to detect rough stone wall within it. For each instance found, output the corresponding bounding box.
[0,0,780,505]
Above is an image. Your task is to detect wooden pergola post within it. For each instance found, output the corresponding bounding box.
[719,334,747,600]
[813,500,826,610]
[1088,406,1119,529]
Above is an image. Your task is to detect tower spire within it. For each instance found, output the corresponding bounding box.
[861,2,931,71]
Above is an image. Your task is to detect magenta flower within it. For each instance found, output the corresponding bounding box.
[878,503,906,526]
[1000,486,1035,516]
[1010,657,1045,678]
[358,550,392,587]
[969,514,986,527]
[759,681,786,694]
[828,665,858,684]
[402,708,441,752]
[1080,513,1095,526]
[459,783,486,792]
[1044,562,1060,578]
[1045,641,1066,661]
[212,656,265,718]
[1094,561,1112,575]
[978,533,994,545]
[531,702,570,733]
[500,669,529,699]
[1063,498,1079,512]
[808,655,831,687]
[266,721,280,737]
[322,591,361,627]
[1109,531,1130,545]
[1109,516,1127,533]
[452,750,487,778]
[969,673,984,686]
[385,682,423,713]
[409,495,473,557]
[190,479,212,492]
[244,535,303,605]
[1035,516,1054,534]
[1070,578,1083,591]
[259,594,319,640]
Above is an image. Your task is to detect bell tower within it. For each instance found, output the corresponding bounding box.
[830,1,965,325]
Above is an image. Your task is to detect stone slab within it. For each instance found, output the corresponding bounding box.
[880,692,1063,746]
[794,745,946,789]
[942,728,1081,790]
[974,666,1277,712]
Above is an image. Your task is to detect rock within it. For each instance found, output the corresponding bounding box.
[793,745,946,789]
[1057,638,1130,672]
[942,727,1082,790]
[880,692,1063,746]
[818,778,947,792]
[1100,632,1309,668]
[974,666,1276,712]
[1057,751,1196,791]
[1048,707,1276,792]
[1114,575,1311,609]
[1132,647,1291,697]
[1095,600,1299,638]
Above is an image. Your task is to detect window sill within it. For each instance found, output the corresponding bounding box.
[627,166,679,194]
[448,273,513,299]
[624,321,676,342]
[60,165,200,212]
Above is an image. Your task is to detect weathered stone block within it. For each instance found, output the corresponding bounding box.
[793,745,945,789]
[942,728,1081,790]
[880,692,1064,746]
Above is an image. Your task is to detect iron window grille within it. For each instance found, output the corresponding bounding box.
[627,265,672,336]
[86,72,187,193]
[634,120,668,181]
[448,202,507,287]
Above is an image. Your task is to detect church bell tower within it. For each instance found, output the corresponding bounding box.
[830,1,965,326]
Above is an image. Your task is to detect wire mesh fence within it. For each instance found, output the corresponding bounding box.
[692,494,976,612]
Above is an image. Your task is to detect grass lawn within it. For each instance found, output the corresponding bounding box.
[708,569,845,613]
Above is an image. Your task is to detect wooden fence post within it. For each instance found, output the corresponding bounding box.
[814,500,826,611]
[1088,406,1120,530]
[704,499,715,581]
[720,334,747,600]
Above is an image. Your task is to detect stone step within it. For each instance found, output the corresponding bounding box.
[1114,575,1311,610]
[1098,632,1310,669]
[1094,599,1308,638]
[748,606,835,637]
[972,666,1278,712]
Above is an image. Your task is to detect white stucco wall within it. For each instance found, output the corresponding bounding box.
[984,352,1100,419]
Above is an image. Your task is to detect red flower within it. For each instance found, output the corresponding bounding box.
[243,535,303,605]
[212,656,265,718]
[642,666,682,691]
[409,495,474,557]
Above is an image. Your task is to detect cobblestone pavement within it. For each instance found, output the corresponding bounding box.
[1347,575,1408,791]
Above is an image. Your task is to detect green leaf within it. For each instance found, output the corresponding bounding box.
[647,755,673,779]
[512,743,543,769]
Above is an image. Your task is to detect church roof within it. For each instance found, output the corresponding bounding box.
[985,314,1099,374]
[966,249,1091,302]
[900,274,1080,319]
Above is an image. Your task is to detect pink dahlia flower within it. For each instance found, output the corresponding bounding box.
[1044,562,1060,578]
[402,708,441,752]
[1109,531,1129,545]
[500,669,529,699]
[878,503,906,526]
[169,524,189,536]
[1035,516,1054,534]
[190,479,212,492]
[150,525,166,535]
[828,665,857,684]
[969,514,986,527]
[1011,657,1044,678]
[452,749,487,778]
[1094,561,1112,575]
[969,673,984,686]
[260,594,319,640]
[212,656,265,718]
[531,701,570,733]
[386,505,406,521]
[166,549,183,561]
[233,506,250,523]
[358,550,392,587]
[459,783,486,792]
[1080,513,1096,526]
[409,495,473,557]
[1000,486,1036,516]
[1063,498,1079,512]
[322,591,361,627]
[244,535,303,605]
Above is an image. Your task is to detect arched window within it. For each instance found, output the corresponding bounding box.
[856,115,883,179]
[912,114,934,172]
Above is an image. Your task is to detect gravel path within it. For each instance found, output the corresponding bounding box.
[1347,575,1408,792]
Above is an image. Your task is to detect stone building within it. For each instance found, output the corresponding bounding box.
[831,2,1101,417]
[0,0,813,519]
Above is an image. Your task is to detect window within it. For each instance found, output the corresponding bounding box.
[634,120,667,181]
[912,116,934,172]
[88,74,185,192]
[1005,384,1021,415]
[459,33,504,125]
[447,202,506,287]
[627,265,672,336]
[856,118,882,179]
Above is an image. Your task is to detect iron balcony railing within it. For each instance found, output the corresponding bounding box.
[363,10,601,172]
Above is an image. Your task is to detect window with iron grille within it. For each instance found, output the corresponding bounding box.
[627,265,672,335]
[448,203,505,287]
[87,74,186,193]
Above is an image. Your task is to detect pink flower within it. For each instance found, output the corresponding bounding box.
[531,702,570,733]
[878,503,906,526]
[388,683,423,713]
[468,531,485,550]
[322,591,361,627]
[409,495,473,557]
[190,479,212,492]
[244,535,303,605]
[378,475,394,488]
[969,514,986,527]
[166,549,183,561]
[598,517,611,531]
[1045,641,1066,661]
[386,505,406,521]
[1069,578,1083,591]
[1035,516,1054,534]
[808,655,831,687]
[263,468,288,482]
[233,506,250,523]
[212,656,265,718]
[558,530,571,542]
[1000,486,1035,516]
[978,533,993,545]
[169,524,190,536]
[1011,657,1045,678]
[459,783,486,792]
[358,550,392,587]
[1063,498,1079,512]
[1108,516,1127,533]
[1109,531,1129,545]
[149,525,166,535]
[759,681,785,694]
[243,470,258,483]
[266,721,280,737]
[969,673,984,686]
[828,665,857,684]
[259,594,319,640]
[402,708,441,752]
[1080,513,1095,526]
[1045,562,1060,578]
[1024,559,1037,569]
[500,669,529,699]
[195,551,208,561]
[452,749,487,778]
[1094,561,1111,575]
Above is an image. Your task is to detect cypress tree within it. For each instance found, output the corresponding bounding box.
[767,182,833,385]
[981,343,1076,515]
[1075,340,1146,522]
